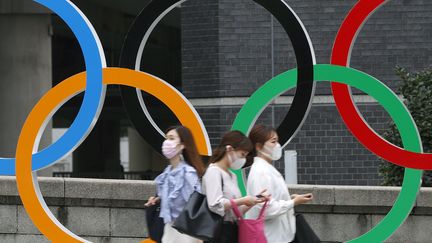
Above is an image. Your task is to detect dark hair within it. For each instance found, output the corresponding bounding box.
[209,130,253,163]
[247,124,277,165]
[166,126,205,177]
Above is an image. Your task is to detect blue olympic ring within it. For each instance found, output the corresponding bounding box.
[0,0,105,175]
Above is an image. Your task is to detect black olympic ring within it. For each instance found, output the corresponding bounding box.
[119,0,316,154]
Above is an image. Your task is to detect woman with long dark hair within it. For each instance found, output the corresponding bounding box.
[145,125,205,243]
[246,124,313,243]
[202,130,269,243]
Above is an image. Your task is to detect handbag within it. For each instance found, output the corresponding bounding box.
[144,203,164,243]
[172,191,223,241]
[293,214,321,243]
[230,199,268,243]
[172,174,224,241]
[213,221,238,243]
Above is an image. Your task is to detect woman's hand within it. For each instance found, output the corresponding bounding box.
[293,193,313,206]
[145,196,160,207]
[255,189,271,202]
[241,195,263,207]
[238,189,271,207]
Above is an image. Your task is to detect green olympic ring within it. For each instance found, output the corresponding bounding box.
[232,64,422,242]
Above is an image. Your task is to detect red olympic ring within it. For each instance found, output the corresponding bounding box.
[331,0,432,170]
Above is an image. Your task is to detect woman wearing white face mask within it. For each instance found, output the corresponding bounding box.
[145,126,205,243]
[202,130,269,243]
[246,125,313,243]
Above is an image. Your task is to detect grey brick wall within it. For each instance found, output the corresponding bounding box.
[183,0,432,96]
[181,0,432,185]
[181,0,220,98]
[279,104,389,186]
[196,103,389,186]
[274,0,432,95]
[217,0,273,97]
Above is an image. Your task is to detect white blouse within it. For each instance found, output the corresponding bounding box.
[202,163,242,222]
[246,157,296,243]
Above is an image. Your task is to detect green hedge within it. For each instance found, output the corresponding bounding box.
[379,66,432,186]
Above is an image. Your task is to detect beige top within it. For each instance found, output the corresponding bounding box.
[202,163,241,222]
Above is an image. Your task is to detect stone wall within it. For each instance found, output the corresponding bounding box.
[0,177,431,242]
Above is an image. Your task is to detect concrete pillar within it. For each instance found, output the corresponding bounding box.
[0,2,52,176]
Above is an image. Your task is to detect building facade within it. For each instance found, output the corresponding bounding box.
[1,0,432,185]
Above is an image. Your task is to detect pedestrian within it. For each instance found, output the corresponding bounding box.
[202,130,269,243]
[145,126,205,243]
[246,124,313,243]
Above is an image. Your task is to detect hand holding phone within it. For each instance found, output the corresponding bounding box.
[255,189,271,201]
[293,193,313,206]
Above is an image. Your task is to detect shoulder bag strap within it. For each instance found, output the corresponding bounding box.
[258,200,268,219]
[229,199,243,219]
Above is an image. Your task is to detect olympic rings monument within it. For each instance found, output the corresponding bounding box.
[1,0,432,242]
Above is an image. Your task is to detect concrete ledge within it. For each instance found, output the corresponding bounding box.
[334,186,400,207]
[414,187,432,207]
[0,176,64,198]
[0,234,145,243]
[64,178,156,202]
[1,176,432,242]
[0,176,156,208]
[288,184,335,205]
[1,176,431,212]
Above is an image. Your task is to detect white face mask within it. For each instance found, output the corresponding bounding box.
[227,148,246,170]
[260,142,282,161]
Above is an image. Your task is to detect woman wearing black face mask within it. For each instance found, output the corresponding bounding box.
[202,130,269,243]
[246,125,313,243]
